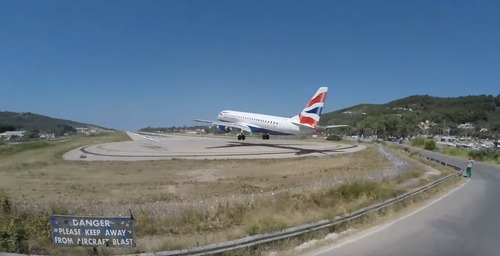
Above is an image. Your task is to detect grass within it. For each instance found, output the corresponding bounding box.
[440,147,500,164]
[408,137,500,165]
[0,138,389,207]
[0,133,463,256]
[0,141,52,155]
[0,178,419,255]
[393,146,458,181]
[259,174,465,256]
[393,170,423,184]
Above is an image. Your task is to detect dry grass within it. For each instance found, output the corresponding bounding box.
[0,137,391,205]
[265,174,465,256]
[407,151,456,176]
[1,179,413,255]
[387,146,460,189]
[0,134,451,256]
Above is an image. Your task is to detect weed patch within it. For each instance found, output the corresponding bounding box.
[0,133,462,255]
[0,180,411,255]
[0,141,52,156]
[430,146,499,165]
[411,137,427,148]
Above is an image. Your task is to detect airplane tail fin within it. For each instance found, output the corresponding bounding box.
[298,87,328,127]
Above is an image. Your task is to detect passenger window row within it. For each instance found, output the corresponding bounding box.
[226,114,278,125]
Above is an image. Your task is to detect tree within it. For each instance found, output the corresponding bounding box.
[54,124,76,136]
[418,120,436,136]
[382,115,400,136]
[424,140,437,151]
[359,115,385,136]
[458,123,475,137]
[0,124,17,133]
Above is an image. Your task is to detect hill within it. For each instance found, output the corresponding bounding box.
[0,111,114,133]
[319,94,500,137]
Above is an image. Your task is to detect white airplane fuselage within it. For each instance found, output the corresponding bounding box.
[217,110,314,136]
[194,87,347,140]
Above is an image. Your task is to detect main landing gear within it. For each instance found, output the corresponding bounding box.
[262,134,270,140]
[237,134,246,140]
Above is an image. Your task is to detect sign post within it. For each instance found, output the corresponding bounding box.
[49,215,136,249]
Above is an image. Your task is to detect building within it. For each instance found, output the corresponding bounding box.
[0,131,28,140]
[75,128,91,135]
[76,128,89,133]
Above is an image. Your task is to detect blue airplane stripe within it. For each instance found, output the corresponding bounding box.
[305,107,318,114]
[305,107,323,115]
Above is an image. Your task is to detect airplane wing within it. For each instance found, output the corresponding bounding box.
[194,119,253,133]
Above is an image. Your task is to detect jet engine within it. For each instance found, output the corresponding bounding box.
[314,126,327,133]
[217,125,232,133]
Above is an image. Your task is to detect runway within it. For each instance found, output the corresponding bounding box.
[63,132,366,161]
[301,144,500,256]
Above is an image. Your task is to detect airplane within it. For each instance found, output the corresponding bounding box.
[194,87,348,140]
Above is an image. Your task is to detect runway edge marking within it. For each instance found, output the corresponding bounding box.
[126,131,159,142]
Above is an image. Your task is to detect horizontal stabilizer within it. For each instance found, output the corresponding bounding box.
[291,120,315,129]
[324,125,349,128]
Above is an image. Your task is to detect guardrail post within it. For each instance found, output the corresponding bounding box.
[22,148,466,256]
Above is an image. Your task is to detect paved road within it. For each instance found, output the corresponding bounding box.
[303,145,500,256]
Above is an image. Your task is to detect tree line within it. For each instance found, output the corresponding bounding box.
[0,123,77,137]
[322,94,500,140]
[336,112,499,140]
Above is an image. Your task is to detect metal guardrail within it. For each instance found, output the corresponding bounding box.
[124,150,464,256]
[1,149,465,256]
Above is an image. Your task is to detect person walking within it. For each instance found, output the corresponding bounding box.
[466,157,475,178]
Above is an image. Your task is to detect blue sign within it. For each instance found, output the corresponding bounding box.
[49,215,136,247]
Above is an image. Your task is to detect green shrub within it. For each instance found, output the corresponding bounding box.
[441,148,470,158]
[0,190,67,254]
[469,149,500,162]
[411,137,427,148]
[326,135,342,141]
[423,140,437,151]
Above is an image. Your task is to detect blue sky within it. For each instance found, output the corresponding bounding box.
[1,0,499,131]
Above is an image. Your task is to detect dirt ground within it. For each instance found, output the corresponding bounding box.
[0,132,391,205]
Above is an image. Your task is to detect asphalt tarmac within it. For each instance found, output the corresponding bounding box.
[302,145,500,256]
[63,132,366,161]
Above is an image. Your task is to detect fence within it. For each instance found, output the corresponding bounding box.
[123,149,464,256]
[1,148,465,256]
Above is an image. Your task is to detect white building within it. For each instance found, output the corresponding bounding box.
[0,131,28,140]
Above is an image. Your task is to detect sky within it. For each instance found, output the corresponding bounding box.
[1,0,499,131]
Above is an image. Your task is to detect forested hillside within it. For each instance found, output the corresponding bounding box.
[0,111,113,133]
[319,94,500,138]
